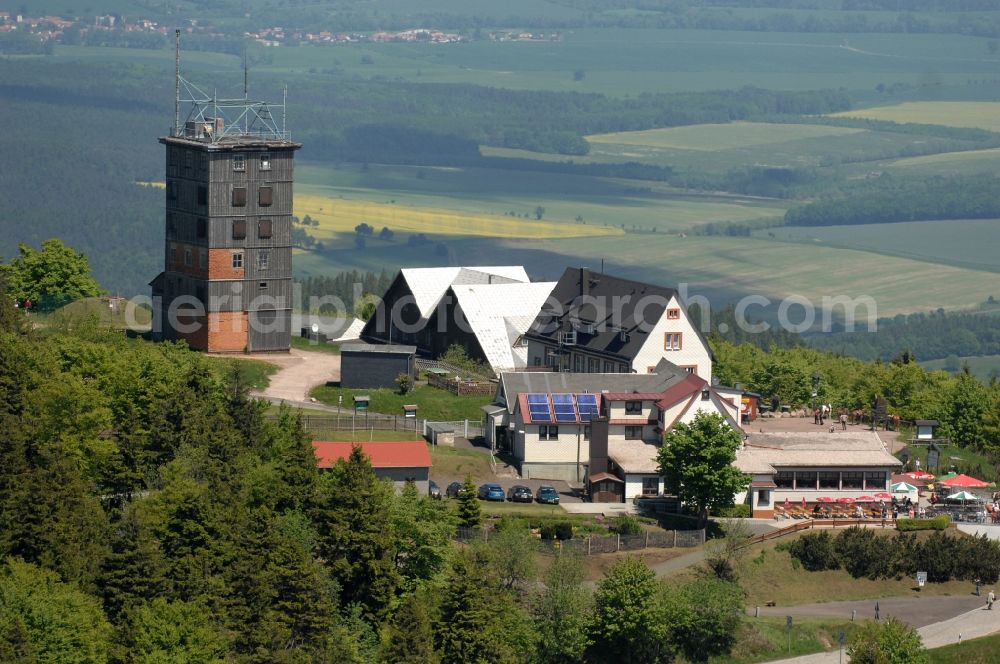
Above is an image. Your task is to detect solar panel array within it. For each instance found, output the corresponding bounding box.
[525,393,600,423]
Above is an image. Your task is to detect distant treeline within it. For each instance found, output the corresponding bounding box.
[295,270,394,314]
[785,175,1000,227]
[804,307,1000,362]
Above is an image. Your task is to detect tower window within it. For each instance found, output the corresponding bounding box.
[257,250,269,270]
[232,187,247,207]
[167,181,177,200]
[259,282,268,290]
[258,186,273,207]
[232,218,246,240]
[199,250,207,270]
[232,252,243,269]
[184,151,192,172]
[259,153,271,170]
[258,219,273,239]
[183,248,192,267]
[196,218,206,239]
[197,186,207,206]
[233,154,246,172]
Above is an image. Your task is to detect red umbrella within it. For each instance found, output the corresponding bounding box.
[856,495,875,502]
[874,492,892,499]
[905,471,935,480]
[784,498,791,509]
[939,474,990,489]
[837,497,855,504]
[816,496,834,503]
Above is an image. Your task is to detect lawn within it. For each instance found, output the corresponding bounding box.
[928,631,1000,663]
[832,102,1000,132]
[40,297,152,329]
[290,335,341,354]
[309,384,492,422]
[712,616,858,664]
[897,442,999,483]
[921,355,1000,382]
[759,218,1000,273]
[429,445,496,483]
[666,533,976,607]
[586,122,863,152]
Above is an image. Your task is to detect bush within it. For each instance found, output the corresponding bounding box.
[836,527,891,580]
[540,522,574,541]
[495,516,529,533]
[713,504,751,518]
[395,372,413,395]
[611,514,643,536]
[896,515,949,531]
[788,532,840,572]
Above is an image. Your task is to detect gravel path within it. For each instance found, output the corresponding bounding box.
[249,349,340,402]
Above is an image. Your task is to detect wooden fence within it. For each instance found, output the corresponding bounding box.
[426,371,496,397]
[455,527,705,554]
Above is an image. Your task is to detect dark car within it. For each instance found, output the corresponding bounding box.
[478,483,506,502]
[508,485,533,503]
[536,485,560,505]
[446,481,463,499]
[428,480,441,500]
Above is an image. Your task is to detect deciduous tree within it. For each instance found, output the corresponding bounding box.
[588,557,670,664]
[532,551,592,664]
[847,617,928,664]
[1,238,102,310]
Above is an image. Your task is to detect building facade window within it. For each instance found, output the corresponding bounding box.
[775,471,794,489]
[796,471,817,490]
[232,218,246,240]
[167,181,177,200]
[604,361,614,372]
[625,401,642,414]
[574,354,585,372]
[842,472,864,489]
[197,186,208,207]
[258,218,273,239]
[539,425,559,440]
[258,186,273,207]
[259,153,271,170]
[664,332,682,351]
[588,358,601,373]
[625,426,643,440]
[757,489,770,506]
[196,218,206,239]
[183,248,192,267]
[818,471,839,489]
[864,471,887,489]
[233,154,246,172]
[232,187,247,207]
[666,308,680,319]
[642,477,659,496]
[232,252,243,269]
[583,426,591,441]
[199,250,207,270]
[259,281,268,290]
[257,250,269,270]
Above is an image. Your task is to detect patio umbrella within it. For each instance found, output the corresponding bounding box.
[939,474,991,489]
[816,496,834,503]
[891,481,918,493]
[856,495,875,502]
[784,498,791,509]
[837,497,855,504]
[947,490,978,502]
[874,492,892,499]
[905,471,935,480]
[802,497,807,509]
[935,472,958,482]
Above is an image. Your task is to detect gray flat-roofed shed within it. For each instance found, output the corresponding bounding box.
[340,343,417,389]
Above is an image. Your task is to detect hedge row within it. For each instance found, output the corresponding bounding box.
[787,527,1000,583]
[896,516,950,532]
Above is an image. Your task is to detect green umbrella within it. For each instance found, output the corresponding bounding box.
[946,490,978,502]
[935,472,958,482]
[890,481,917,493]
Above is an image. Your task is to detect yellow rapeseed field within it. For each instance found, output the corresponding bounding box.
[830,102,1000,132]
[294,194,623,240]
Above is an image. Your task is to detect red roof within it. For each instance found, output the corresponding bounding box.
[655,373,707,409]
[312,441,432,470]
[607,419,655,425]
[938,474,990,488]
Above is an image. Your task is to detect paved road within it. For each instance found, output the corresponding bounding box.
[753,595,984,628]
[763,596,1000,663]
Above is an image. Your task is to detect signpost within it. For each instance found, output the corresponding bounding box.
[838,630,846,664]
[916,571,927,591]
[786,616,793,655]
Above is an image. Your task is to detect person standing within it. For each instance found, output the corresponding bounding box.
[840,411,848,430]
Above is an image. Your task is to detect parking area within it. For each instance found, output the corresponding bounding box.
[432,476,584,504]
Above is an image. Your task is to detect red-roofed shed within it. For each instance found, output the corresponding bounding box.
[313,440,432,495]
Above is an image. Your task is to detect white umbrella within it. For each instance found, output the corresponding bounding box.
[946,490,978,502]
[890,481,917,493]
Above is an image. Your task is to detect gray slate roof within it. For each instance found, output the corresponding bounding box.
[340,343,417,354]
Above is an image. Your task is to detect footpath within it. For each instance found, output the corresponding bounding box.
[763,597,1000,663]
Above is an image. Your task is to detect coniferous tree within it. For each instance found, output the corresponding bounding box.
[313,446,401,620]
[532,551,592,664]
[380,590,440,664]
[457,475,482,529]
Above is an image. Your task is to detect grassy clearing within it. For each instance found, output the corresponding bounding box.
[295,193,623,240]
[928,631,1000,663]
[308,429,422,442]
[309,384,492,422]
[832,101,1000,132]
[290,336,340,354]
[206,357,279,391]
[41,297,152,329]
[713,616,858,664]
[921,355,1000,382]
[897,442,999,482]
[587,122,863,152]
[760,219,1000,272]
[666,534,975,606]
[428,445,496,482]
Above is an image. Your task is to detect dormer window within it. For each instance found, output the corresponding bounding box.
[625,400,642,414]
[558,330,577,346]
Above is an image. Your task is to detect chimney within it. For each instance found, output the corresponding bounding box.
[588,416,610,475]
[579,266,589,298]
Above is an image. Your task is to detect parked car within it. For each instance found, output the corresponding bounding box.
[536,485,560,505]
[478,483,506,501]
[428,480,441,500]
[508,485,533,503]
[446,481,463,499]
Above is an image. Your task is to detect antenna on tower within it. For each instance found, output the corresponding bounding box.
[242,47,249,133]
[282,85,287,137]
[174,29,181,136]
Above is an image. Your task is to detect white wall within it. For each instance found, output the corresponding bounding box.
[632,295,712,382]
[514,413,590,465]
[625,474,664,500]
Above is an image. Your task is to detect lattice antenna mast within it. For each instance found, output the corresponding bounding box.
[174,29,180,136]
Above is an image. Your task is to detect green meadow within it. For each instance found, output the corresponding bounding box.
[921,355,1000,381]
